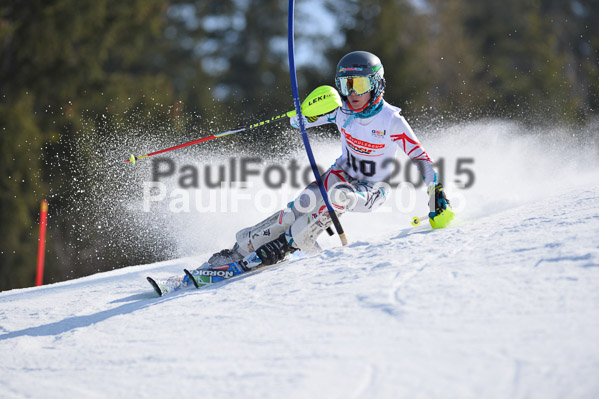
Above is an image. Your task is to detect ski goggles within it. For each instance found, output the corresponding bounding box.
[336,76,374,96]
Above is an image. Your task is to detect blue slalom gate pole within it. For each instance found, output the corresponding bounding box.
[287,0,347,246]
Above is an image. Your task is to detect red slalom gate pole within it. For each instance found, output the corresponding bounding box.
[36,200,48,286]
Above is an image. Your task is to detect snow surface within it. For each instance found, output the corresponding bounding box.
[1,121,599,398]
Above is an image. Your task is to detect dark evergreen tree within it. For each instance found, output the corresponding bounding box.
[0,1,181,290]
[324,0,430,112]
[460,0,580,122]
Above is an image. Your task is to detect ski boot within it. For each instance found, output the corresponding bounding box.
[204,243,245,268]
[254,233,298,266]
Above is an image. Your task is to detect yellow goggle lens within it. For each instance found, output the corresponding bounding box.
[338,76,373,96]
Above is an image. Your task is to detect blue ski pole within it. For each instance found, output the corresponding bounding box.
[287,0,347,246]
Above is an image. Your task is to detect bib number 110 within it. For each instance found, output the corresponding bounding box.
[346,149,376,177]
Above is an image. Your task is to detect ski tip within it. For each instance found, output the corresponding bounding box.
[146,277,163,296]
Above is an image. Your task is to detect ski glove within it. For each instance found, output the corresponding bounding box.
[427,182,455,229]
[428,183,450,218]
[290,115,319,129]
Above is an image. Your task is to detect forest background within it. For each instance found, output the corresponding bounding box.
[1,0,598,291]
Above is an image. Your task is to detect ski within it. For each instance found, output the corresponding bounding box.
[184,251,264,288]
[146,274,194,296]
[184,261,248,289]
[148,250,299,296]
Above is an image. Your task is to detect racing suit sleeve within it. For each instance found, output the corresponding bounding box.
[389,113,437,187]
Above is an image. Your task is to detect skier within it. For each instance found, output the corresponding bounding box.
[149,50,454,294]
[201,50,452,270]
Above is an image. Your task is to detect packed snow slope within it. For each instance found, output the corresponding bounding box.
[1,121,599,399]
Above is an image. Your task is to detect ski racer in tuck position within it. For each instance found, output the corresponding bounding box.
[149,51,454,295]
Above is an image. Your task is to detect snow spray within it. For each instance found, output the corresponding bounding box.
[68,101,599,269]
